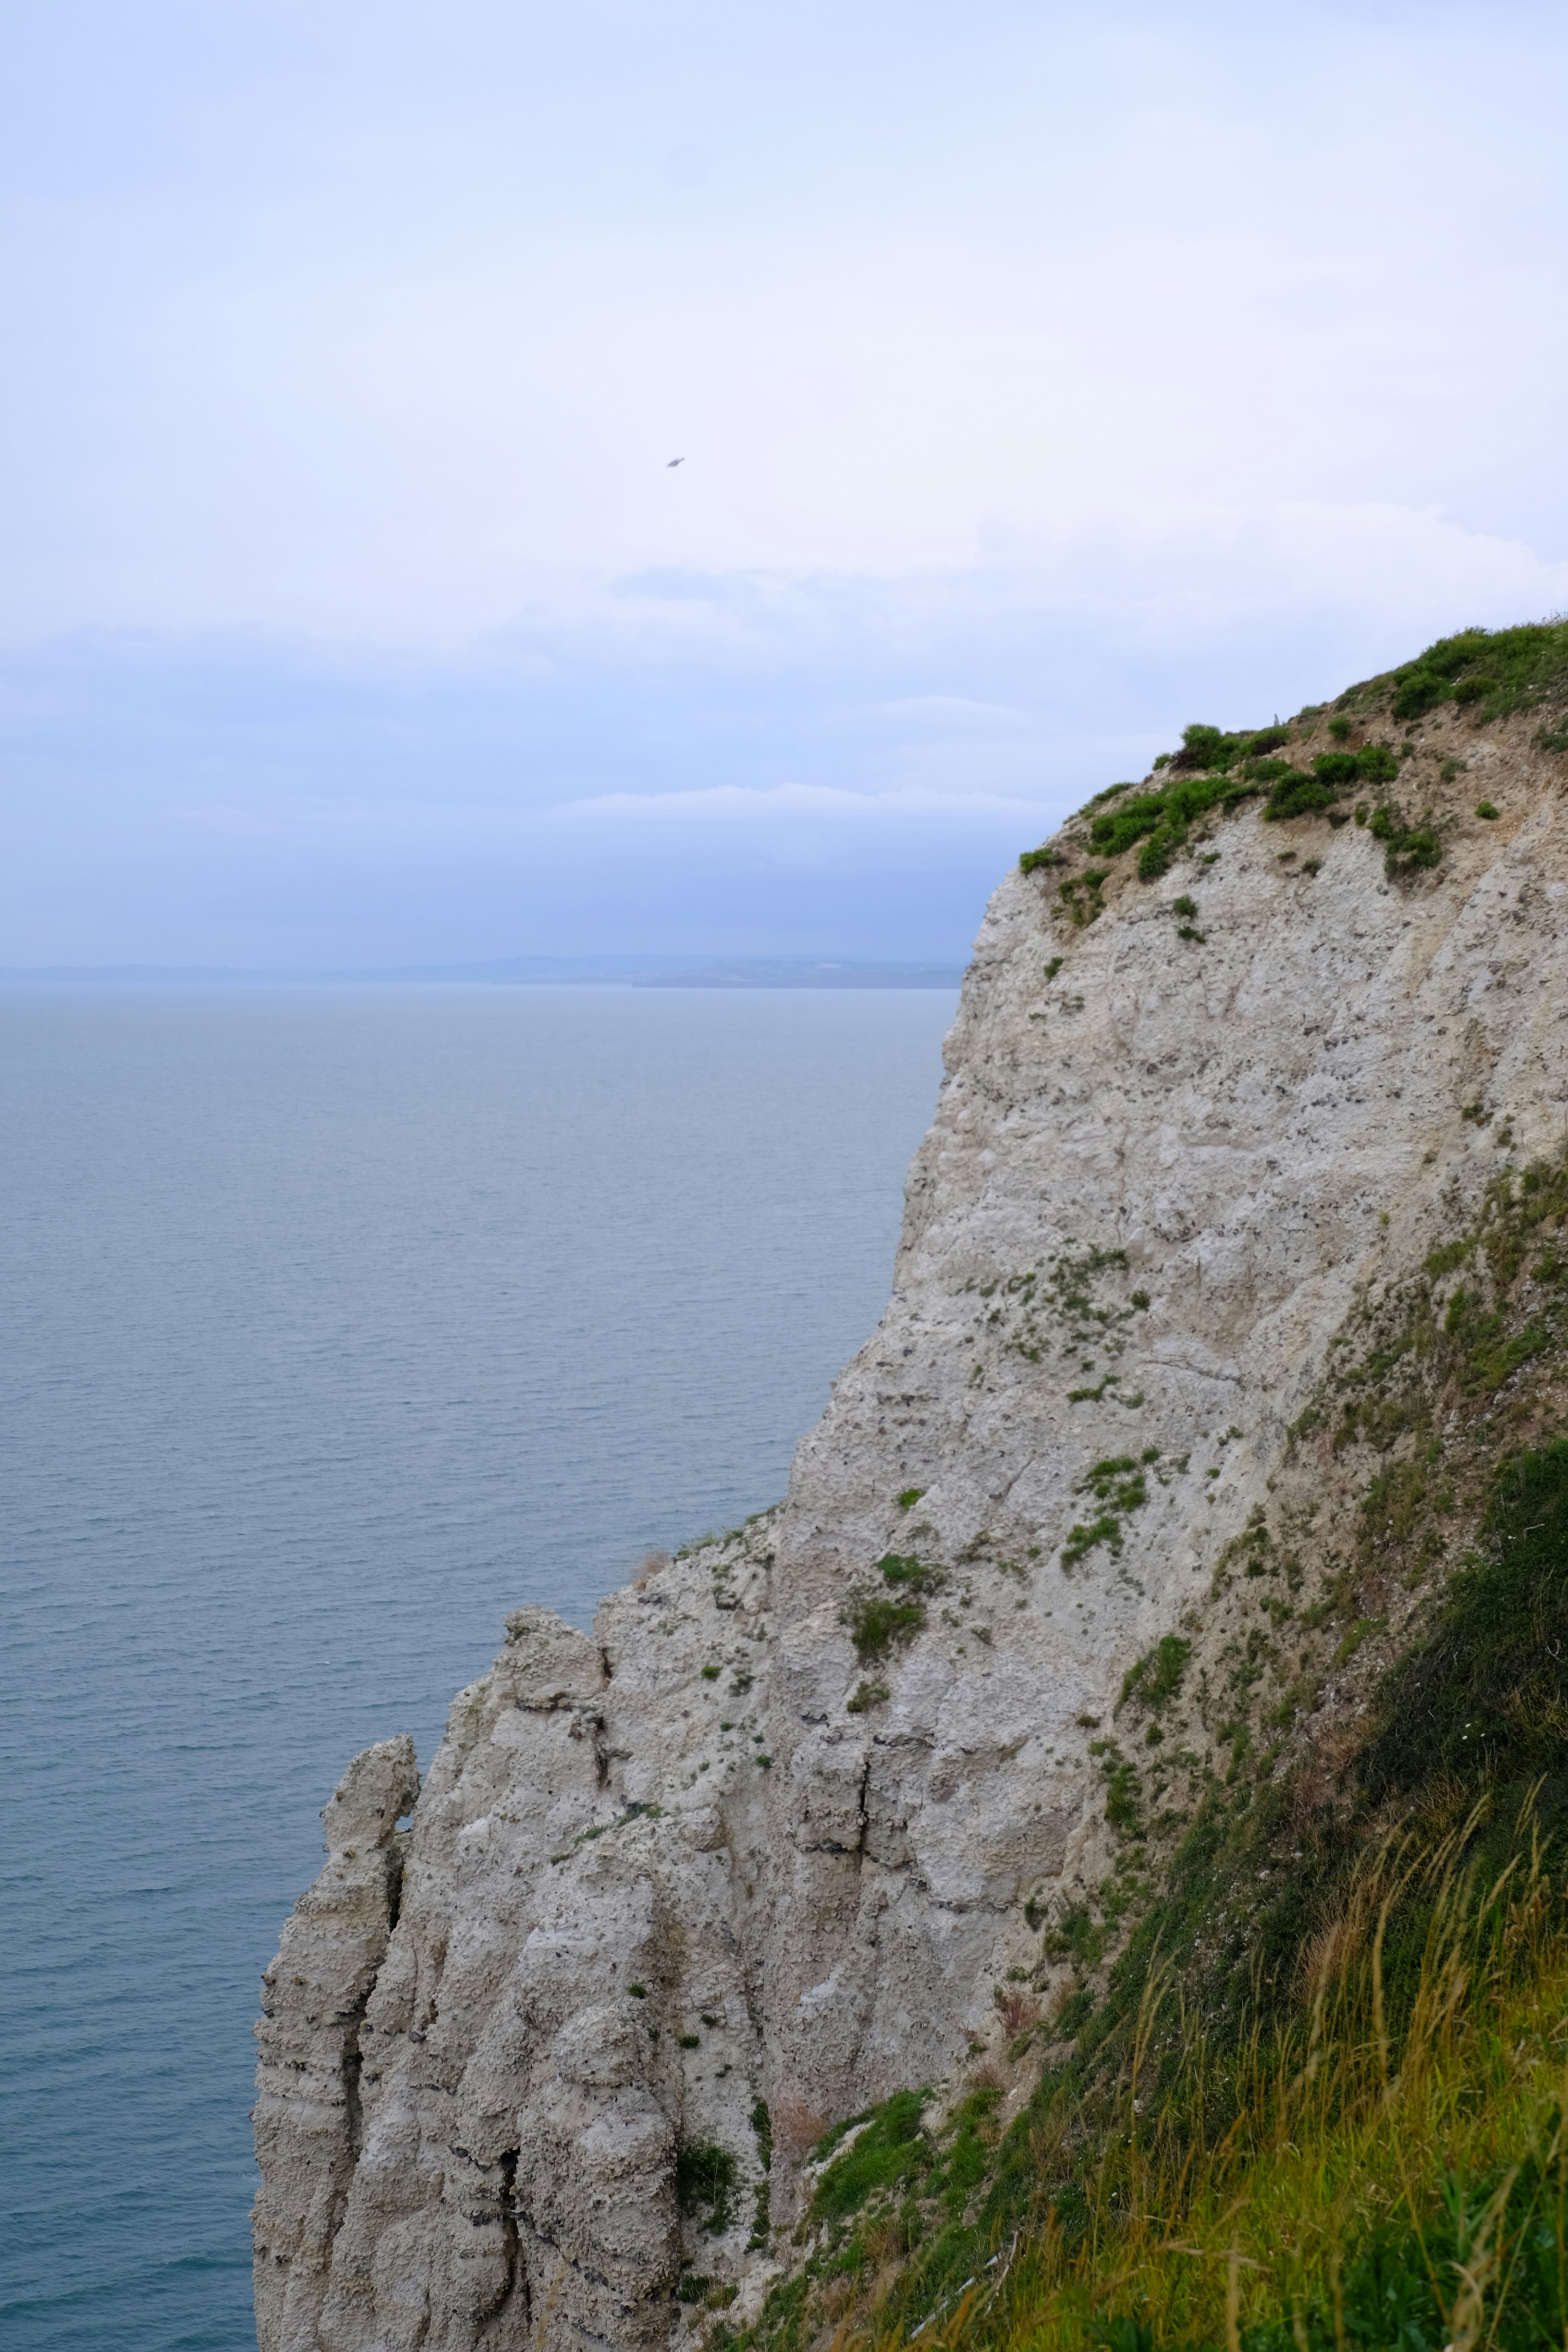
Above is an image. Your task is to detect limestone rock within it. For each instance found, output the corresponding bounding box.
[256,705,1568,2348]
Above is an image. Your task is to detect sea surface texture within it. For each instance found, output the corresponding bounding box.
[0,984,954,2352]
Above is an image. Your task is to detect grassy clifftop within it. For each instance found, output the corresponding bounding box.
[1020,618,1568,895]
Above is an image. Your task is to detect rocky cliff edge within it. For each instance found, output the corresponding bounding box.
[255,636,1568,2352]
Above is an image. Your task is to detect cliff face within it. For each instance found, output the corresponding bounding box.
[255,686,1568,2352]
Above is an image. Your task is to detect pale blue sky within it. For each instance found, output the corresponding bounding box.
[2,0,1565,965]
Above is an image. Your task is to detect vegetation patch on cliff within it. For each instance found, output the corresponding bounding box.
[1018,623,1568,906]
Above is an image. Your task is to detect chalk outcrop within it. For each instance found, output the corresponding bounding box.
[256,699,1568,2351]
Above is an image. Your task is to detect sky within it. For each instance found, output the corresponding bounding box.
[1,0,1566,968]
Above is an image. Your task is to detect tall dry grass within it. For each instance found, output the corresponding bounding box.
[878,1795,1568,2352]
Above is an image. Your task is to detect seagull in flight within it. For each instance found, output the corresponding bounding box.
[666,456,686,467]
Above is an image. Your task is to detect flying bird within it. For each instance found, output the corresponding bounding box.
[667,456,686,467]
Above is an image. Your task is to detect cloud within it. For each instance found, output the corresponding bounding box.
[1,3,1565,961]
[542,782,1060,830]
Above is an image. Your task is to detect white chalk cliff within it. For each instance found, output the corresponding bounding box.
[255,699,1568,2352]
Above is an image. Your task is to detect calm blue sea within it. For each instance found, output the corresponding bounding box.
[0,983,954,2352]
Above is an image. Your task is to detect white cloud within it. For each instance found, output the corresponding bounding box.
[543,781,1060,830]
[0,3,1564,643]
[3,2,1567,963]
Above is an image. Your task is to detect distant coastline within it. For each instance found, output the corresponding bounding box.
[0,953,964,991]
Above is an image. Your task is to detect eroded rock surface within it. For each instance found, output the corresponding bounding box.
[256,709,1568,2349]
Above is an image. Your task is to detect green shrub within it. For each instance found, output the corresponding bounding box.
[1062,1513,1124,1569]
[1119,1632,1192,1713]
[1311,750,1360,785]
[1393,669,1446,722]
[1263,769,1340,821]
[1369,801,1443,875]
[1453,673,1495,705]
[1091,790,1181,857]
[896,1486,925,1509]
[675,2139,738,2235]
[1019,845,1066,874]
[1476,799,1500,819]
[1098,1750,1143,1836]
[1171,723,1232,772]
[1042,1904,1107,1968]
[1354,741,1399,783]
[1081,1454,1153,1509]
[876,1551,940,1592]
[1086,772,1259,873]
[1059,869,1111,925]
[846,1593,926,1661]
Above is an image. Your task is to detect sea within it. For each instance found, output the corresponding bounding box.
[0,982,956,2352]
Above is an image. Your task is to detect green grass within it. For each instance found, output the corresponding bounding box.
[812,2092,932,2221]
[847,1593,927,1662]
[1017,624,1568,900]
[1118,1634,1191,1714]
[1374,620,1568,727]
[848,1809,1568,2352]
[878,1552,943,1593]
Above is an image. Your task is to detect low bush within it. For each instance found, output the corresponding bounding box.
[1262,769,1339,821]
[845,1593,926,1661]
[675,2138,738,2236]
[1085,773,1259,879]
[1354,740,1399,783]
[1369,800,1443,876]
[1393,667,1446,722]
[1118,1632,1191,1713]
[876,1552,941,1593]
